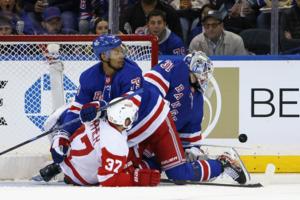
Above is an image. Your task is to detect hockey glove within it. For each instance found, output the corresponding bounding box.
[185,146,207,162]
[133,169,160,186]
[50,131,70,163]
[80,100,107,123]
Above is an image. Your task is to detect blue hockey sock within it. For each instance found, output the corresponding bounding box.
[165,159,223,181]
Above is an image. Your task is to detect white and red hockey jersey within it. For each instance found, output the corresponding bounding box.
[60,119,130,186]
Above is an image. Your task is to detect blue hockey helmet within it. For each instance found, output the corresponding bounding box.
[183,51,213,92]
[92,34,122,58]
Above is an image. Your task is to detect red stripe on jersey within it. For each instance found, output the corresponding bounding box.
[69,105,81,111]
[199,160,209,181]
[144,73,168,94]
[130,96,141,107]
[70,125,85,142]
[128,99,165,140]
[122,93,141,107]
[69,134,94,157]
[58,138,70,146]
[180,135,202,143]
[64,158,92,186]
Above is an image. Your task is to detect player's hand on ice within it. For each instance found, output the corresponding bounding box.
[50,131,70,163]
[185,146,207,162]
[133,169,160,186]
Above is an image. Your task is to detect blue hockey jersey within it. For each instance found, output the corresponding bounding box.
[126,81,170,147]
[159,28,186,56]
[62,58,143,135]
[144,59,204,147]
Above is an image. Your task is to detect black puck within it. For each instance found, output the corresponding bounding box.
[238,134,248,143]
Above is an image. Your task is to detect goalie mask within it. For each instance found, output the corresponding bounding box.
[184,51,214,92]
[107,98,139,130]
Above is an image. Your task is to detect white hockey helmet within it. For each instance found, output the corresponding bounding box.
[184,51,214,92]
[107,97,139,130]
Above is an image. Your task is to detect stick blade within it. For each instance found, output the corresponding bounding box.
[160,179,263,188]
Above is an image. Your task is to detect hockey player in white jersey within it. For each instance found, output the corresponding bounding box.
[54,98,160,186]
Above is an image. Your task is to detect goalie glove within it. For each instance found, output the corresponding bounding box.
[50,131,70,164]
[80,100,107,123]
[133,169,161,186]
[185,146,207,162]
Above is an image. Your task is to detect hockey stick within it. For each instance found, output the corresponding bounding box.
[160,179,263,188]
[0,88,143,156]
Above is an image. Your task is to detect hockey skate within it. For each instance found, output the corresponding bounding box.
[31,162,61,182]
[218,148,250,184]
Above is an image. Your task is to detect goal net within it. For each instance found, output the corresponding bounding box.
[0,35,158,180]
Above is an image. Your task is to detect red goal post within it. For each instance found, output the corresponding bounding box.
[0,35,158,180]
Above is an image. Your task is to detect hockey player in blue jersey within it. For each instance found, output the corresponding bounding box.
[144,51,212,162]
[61,34,143,136]
[121,51,248,185]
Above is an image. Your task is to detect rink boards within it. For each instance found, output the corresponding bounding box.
[0,56,300,174]
[202,57,300,173]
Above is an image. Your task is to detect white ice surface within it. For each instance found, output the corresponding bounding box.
[0,174,299,200]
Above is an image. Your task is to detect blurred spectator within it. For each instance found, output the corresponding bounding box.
[120,0,139,12]
[143,9,186,55]
[280,0,300,53]
[120,0,183,38]
[188,3,215,45]
[164,0,209,46]
[78,0,138,34]
[281,0,300,39]
[90,16,109,34]
[0,15,13,35]
[23,0,79,35]
[255,0,292,29]
[189,9,247,55]
[0,0,16,12]
[239,28,271,54]
[0,0,24,34]
[79,0,109,34]
[23,0,53,34]
[41,6,62,34]
[209,0,259,34]
[166,0,208,10]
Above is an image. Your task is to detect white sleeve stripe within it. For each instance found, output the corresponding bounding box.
[126,91,142,102]
[144,71,169,96]
[71,101,83,108]
[128,95,165,134]
[127,97,170,147]
[179,131,201,138]
[144,77,167,97]
[69,110,80,114]
[146,71,169,88]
